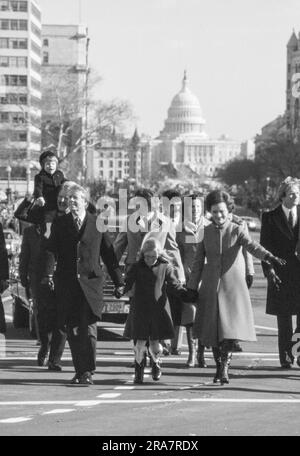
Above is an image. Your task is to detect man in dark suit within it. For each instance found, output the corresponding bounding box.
[260,177,300,368]
[43,184,124,385]
[0,222,9,334]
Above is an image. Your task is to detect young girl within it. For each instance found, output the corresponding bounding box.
[123,238,185,384]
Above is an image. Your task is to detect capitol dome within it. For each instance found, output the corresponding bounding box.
[159,71,207,139]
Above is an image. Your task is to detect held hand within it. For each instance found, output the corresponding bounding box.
[114,286,125,299]
[181,288,198,303]
[41,276,55,292]
[35,197,45,207]
[266,270,282,292]
[246,274,253,289]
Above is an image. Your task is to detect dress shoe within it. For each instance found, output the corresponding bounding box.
[280,362,293,369]
[170,348,181,356]
[37,348,48,367]
[79,372,94,385]
[70,374,80,384]
[151,361,162,381]
[48,362,62,372]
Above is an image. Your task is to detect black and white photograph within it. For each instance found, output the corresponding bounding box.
[0,0,300,439]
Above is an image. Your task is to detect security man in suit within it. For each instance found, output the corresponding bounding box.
[43,184,124,385]
[260,177,300,368]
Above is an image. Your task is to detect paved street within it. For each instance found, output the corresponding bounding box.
[0,235,299,437]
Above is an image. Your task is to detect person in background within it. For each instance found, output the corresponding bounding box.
[260,177,300,368]
[176,192,210,367]
[0,221,9,335]
[187,190,286,384]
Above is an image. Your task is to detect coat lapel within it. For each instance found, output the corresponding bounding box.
[80,212,97,244]
[273,205,294,240]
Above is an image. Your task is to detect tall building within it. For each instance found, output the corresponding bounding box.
[41,24,89,181]
[142,72,242,181]
[0,0,42,181]
[286,30,300,142]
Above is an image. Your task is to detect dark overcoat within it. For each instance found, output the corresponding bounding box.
[44,212,123,323]
[260,205,300,316]
[124,257,183,340]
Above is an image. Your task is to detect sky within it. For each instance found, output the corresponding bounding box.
[39,0,300,141]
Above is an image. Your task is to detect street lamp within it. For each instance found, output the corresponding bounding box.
[6,165,12,204]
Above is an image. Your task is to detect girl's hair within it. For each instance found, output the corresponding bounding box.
[140,237,171,262]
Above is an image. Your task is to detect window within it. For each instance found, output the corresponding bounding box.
[109,171,113,179]
[109,160,113,168]
[31,40,41,56]
[43,51,49,64]
[0,113,9,122]
[19,95,27,104]
[43,39,49,47]
[0,38,8,48]
[0,56,9,67]
[0,20,9,30]
[31,22,41,38]
[118,160,122,168]
[118,171,122,179]
[11,20,18,30]
[31,77,40,90]
[19,20,27,30]
[19,132,27,141]
[0,1,9,11]
[31,59,40,72]
[31,2,41,19]
[99,160,103,167]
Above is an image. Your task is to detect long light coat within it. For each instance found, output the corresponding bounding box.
[188,220,270,347]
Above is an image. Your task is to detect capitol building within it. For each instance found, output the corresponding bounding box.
[141,72,243,181]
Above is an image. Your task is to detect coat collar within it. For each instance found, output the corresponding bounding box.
[272,205,297,240]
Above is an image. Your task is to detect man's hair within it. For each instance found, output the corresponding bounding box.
[39,150,58,167]
[161,189,182,200]
[67,184,89,201]
[205,190,234,212]
[134,188,154,204]
[277,177,300,202]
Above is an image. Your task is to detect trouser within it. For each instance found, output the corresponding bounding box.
[134,340,163,364]
[277,314,300,364]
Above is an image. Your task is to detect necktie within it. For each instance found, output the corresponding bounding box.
[75,217,82,231]
[288,210,295,230]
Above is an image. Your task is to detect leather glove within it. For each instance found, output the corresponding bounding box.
[246,274,253,289]
[0,279,9,294]
[266,269,282,292]
[264,253,287,267]
[114,286,125,299]
[41,276,55,292]
[181,288,198,303]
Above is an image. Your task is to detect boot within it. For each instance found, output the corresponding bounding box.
[220,349,232,384]
[212,347,222,383]
[134,358,145,384]
[185,326,196,368]
[197,344,207,368]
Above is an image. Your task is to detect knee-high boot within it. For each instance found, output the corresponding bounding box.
[134,358,146,384]
[185,325,196,368]
[220,348,232,384]
[197,343,207,368]
[212,347,222,383]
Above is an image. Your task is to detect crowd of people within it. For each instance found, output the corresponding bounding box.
[0,149,300,387]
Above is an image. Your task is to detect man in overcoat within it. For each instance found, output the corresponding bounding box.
[260,177,300,368]
[43,184,124,385]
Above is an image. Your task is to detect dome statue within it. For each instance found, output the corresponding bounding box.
[159,71,207,139]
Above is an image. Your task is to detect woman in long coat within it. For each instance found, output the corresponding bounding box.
[187,190,285,384]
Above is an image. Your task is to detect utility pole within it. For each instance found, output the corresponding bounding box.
[82,30,90,185]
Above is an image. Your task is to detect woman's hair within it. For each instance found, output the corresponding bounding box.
[205,190,234,212]
[277,177,300,202]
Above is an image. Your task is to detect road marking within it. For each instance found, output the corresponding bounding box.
[42,409,75,415]
[0,417,33,423]
[255,325,278,332]
[2,397,300,407]
[97,393,121,399]
[115,386,135,390]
